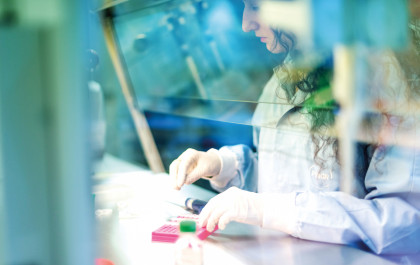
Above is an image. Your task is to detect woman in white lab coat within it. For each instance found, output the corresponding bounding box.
[169,0,420,254]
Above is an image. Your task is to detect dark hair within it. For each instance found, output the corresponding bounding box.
[271,23,419,172]
[272,30,339,168]
[395,19,420,98]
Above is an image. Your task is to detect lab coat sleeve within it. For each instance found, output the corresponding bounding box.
[208,144,258,193]
[262,145,420,255]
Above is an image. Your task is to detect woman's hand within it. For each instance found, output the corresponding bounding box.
[198,187,264,232]
[169,148,222,190]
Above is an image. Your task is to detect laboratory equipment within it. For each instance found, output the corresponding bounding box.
[97,0,419,197]
[88,49,107,160]
[174,220,203,265]
[98,0,273,174]
[95,258,115,265]
[185,198,207,214]
[0,0,93,264]
[152,214,217,243]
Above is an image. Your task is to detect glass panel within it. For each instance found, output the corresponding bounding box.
[110,0,419,147]
[98,0,420,257]
[112,0,293,127]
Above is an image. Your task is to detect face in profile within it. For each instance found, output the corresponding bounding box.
[242,0,294,55]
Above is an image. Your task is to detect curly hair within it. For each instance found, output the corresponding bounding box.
[270,19,418,171]
[271,30,339,168]
[395,18,420,98]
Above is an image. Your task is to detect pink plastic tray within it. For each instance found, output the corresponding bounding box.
[152,215,217,243]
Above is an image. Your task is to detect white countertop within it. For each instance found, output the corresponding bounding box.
[92,154,411,265]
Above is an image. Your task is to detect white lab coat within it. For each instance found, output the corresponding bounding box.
[209,52,420,254]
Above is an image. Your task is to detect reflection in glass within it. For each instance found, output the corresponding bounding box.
[112,0,418,143]
[102,0,420,257]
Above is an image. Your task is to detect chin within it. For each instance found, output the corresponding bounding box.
[266,43,286,54]
[267,46,286,55]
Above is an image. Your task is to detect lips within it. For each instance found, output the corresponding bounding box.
[259,37,267,43]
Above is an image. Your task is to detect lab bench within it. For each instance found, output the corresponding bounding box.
[92,154,412,265]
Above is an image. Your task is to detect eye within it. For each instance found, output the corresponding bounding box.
[243,1,259,12]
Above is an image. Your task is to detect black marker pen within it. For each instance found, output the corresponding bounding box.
[185,198,207,214]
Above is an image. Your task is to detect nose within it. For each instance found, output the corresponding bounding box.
[242,9,259,32]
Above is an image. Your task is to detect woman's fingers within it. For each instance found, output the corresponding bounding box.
[177,155,197,187]
[198,200,213,228]
[199,196,231,232]
[177,148,198,188]
[217,212,234,230]
[170,149,199,189]
[205,208,222,232]
[170,148,219,189]
[169,159,181,190]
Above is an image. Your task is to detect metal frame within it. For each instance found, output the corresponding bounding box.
[100,8,165,173]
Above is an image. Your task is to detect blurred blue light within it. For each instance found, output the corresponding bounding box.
[207,2,236,32]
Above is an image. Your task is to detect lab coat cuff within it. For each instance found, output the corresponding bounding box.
[261,192,300,236]
[206,147,238,188]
